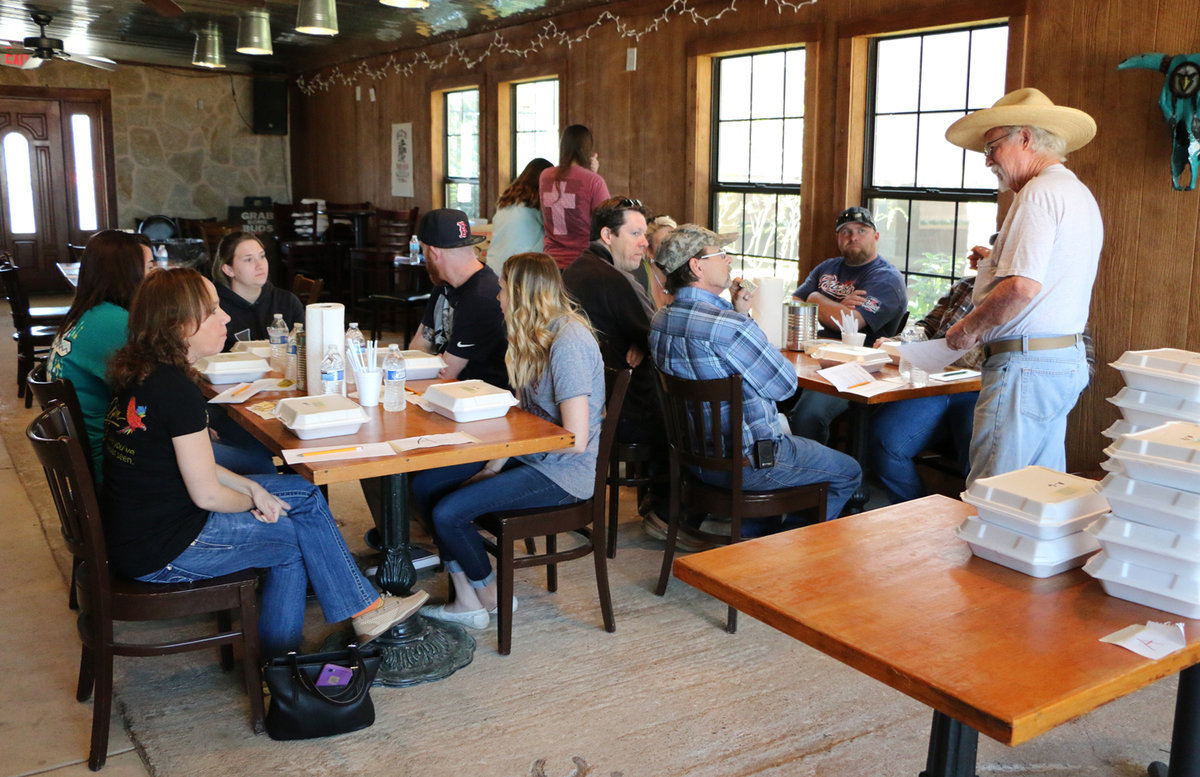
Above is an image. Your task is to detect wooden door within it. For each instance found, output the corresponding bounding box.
[0,97,71,290]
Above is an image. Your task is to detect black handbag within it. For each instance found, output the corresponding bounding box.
[263,644,383,741]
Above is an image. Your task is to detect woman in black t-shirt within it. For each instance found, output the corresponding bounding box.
[102,268,426,655]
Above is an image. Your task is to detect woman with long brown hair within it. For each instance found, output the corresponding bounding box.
[538,125,610,269]
[411,252,604,628]
[48,229,153,474]
[102,268,426,656]
[486,156,554,275]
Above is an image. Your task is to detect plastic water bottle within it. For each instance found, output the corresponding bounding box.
[344,322,366,388]
[154,244,168,269]
[409,235,421,264]
[267,313,288,372]
[383,344,406,412]
[286,322,303,384]
[320,344,345,396]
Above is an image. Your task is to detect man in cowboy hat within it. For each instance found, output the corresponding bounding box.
[943,88,1103,485]
[649,225,861,535]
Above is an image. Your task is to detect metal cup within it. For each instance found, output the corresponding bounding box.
[783,299,818,351]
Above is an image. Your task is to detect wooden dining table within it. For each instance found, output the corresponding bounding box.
[784,349,982,511]
[675,495,1200,777]
[207,377,573,685]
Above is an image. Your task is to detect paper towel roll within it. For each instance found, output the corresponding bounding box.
[305,302,345,396]
[751,277,787,348]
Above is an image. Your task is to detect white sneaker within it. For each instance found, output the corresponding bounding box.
[488,596,518,616]
[419,603,489,629]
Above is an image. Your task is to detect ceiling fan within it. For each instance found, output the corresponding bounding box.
[0,12,118,71]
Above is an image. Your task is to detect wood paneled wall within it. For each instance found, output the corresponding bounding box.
[292,0,1200,474]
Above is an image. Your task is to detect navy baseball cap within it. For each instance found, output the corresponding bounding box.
[417,209,486,249]
[835,206,876,232]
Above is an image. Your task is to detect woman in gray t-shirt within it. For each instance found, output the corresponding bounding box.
[412,252,604,630]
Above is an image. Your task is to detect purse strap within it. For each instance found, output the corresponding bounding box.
[289,644,372,706]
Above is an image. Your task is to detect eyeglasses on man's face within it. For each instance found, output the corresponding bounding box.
[983,131,1017,159]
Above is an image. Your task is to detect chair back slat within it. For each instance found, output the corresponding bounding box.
[27,403,111,615]
[374,207,419,250]
[27,361,93,474]
[658,371,744,477]
[592,368,632,501]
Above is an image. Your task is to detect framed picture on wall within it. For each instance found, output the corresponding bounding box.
[392,122,414,198]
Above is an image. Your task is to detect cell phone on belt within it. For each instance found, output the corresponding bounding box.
[316,663,354,687]
[753,439,775,469]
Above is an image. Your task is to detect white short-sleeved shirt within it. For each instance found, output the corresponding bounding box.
[974,164,1103,341]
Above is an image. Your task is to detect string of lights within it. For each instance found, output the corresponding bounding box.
[296,0,819,95]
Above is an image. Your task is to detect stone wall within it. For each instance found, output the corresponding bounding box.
[0,63,290,229]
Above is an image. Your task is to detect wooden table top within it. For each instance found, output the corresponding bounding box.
[674,495,1200,746]
[784,350,982,404]
[210,378,573,485]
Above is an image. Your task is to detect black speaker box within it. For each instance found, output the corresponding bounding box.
[253,78,288,135]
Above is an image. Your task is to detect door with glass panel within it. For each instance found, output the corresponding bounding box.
[0,92,112,291]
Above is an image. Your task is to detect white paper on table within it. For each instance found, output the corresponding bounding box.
[845,376,908,397]
[898,338,970,374]
[208,378,296,404]
[1099,621,1186,659]
[929,368,981,383]
[389,432,481,452]
[816,362,875,392]
[281,442,396,464]
[405,393,432,412]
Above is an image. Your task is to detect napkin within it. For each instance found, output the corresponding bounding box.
[1100,621,1186,659]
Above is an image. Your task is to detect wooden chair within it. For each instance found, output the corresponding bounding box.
[199,221,239,259]
[27,360,89,611]
[273,203,345,302]
[604,376,668,559]
[374,206,419,249]
[26,403,265,770]
[476,368,631,655]
[290,273,325,306]
[655,371,828,633]
[1,258,62,407]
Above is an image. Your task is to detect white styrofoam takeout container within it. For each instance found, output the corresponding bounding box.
[1087,513,1200,578]
[1110,348,1200,401]
[1083,551,1200,619]
[195,352,270,384]
[956,515,1099,578]
[812,344,892,372]
[275,395,369,440]
[1099,472,1200,537]
[1102,421,1200,492]
[1102,419,1146,440]
[1107,386,1200,427]
[878,340,902,363]
[424,380,519,422]
[959,466,1108,539]
[231,339,272,360]
[396,350,445,380]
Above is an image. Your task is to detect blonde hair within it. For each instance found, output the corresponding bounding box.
[501,252,593,389]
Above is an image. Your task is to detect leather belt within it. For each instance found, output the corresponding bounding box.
[983,334,1082,359]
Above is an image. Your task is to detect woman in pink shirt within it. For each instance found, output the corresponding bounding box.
[539,124,610,269]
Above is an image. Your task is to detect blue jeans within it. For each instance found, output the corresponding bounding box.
[136,474,378,657]
[692,434,861,522]
[410,461,578,585]
[788,391,850,445]
[871,392,978,504]
[967,341,1089,487]
[209,405,277,475]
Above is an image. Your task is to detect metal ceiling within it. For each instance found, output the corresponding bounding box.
[0,0,608,74]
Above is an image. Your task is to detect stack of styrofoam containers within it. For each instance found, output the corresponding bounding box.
[956,466,1106,578]
[1088,420,1200,617]
[1103,348,1200,441]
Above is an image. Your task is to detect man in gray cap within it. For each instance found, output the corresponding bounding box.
[788,206,908,444]
[943,88,1101,485]
[649,225,861,537]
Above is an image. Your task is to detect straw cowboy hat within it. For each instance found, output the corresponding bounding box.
[945,88,1097,154]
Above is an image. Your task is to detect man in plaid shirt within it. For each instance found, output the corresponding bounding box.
[649,225,861,533]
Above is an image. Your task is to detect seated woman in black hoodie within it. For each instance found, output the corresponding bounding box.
[211,232,304,352]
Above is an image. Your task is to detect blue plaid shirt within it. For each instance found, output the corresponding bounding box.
[649,286,797,457]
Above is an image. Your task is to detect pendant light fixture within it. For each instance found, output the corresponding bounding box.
[380,0,431,8]
[236,9,273,55]
[296,0,339,36]
[191,22,225,69]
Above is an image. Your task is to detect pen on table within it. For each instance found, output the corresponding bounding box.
[847,380,872,389]
[231,383,253,396]
[941,370,968,377]
[298,446,362,458]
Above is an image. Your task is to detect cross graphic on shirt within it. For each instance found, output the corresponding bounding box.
[542,187,575,235]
